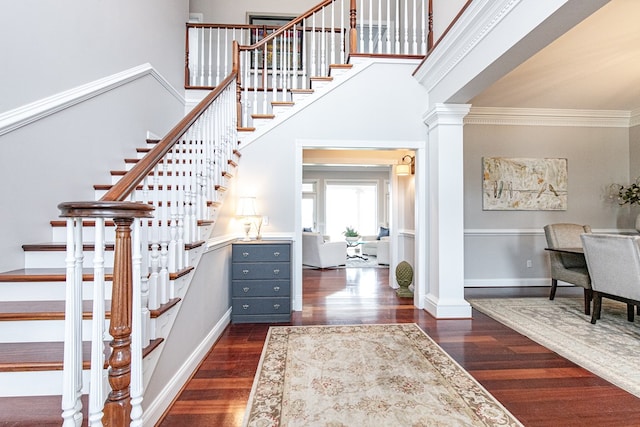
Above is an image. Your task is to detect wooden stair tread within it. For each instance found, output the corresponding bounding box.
[22,241,205,251]
[0,394,88,424]
[271,101,295,106]
[290,88,314,94]
[0,268,113,282]
[0,338,163,372]
[310,76,333,81]
[0,300,110,320]
[0,266,193,282]
[251,114,275,119]
[0,298,180,321]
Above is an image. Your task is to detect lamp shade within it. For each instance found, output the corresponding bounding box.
[236,196,257,217]
[396,164,411,176]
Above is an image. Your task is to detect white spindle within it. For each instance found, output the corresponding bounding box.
[421,0,427,54]
[61,218,83,427]
[140,178,151,347]
[311,14,317,77]
[302,18,308,88]
[377,0,382,53]
[208,27,213,86]
[130,220,144,427]
[149,165,161,310]
[88,219,105,426]
[168,149,178,273]
[404,0,409,53]
[321,9,327,75]
[368,0,373,53]
[340,0,346,63]
[330,3,336,66]
[395,0,401,53]
[292,24,299,90]
[177,140,186,271]
[386,0,391,53]
[412,0,418,54]
[359,0,365,52]
[199,27,205,86]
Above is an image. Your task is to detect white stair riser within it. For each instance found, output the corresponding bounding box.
[25,251,115,269]
[272,106,293,116]
[52,225,117,243]
[25,247,200,269]
[0,281,112,302]
[0,319,111,343]
[0,370,96,397]
[311,80,330,91]
[291,92,312,103]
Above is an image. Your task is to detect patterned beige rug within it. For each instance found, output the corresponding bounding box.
[469,297,640,398]
[242,323,522,426]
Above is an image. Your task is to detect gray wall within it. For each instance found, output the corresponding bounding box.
[463,123,632,286]
[0,0,188,272]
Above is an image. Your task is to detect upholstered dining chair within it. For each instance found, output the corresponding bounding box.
[581,233,640,325]
[544,223,592,314]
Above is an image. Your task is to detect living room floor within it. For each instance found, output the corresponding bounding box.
[158,268,640,426]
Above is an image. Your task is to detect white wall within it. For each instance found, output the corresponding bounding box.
[0,0,189,272]
[190,0,317,23]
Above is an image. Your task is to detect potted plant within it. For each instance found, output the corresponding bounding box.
[611,177,640,231]
[343,226,360,243]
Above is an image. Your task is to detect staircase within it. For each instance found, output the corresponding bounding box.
[0,59,357,425]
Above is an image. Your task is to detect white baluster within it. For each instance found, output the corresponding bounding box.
[199,27,205,86]
[404,0,409,53]
[359,0,364,52]
[377,0,382,53]
[421,0,427,54]
[159,157,169,305]
[148,165,161,311]
[130,220,144,427]
[395,0,401,54]
[311,14,317,77]
[140,177,151,347]
[340,0,345,63]
[61,218,83,427]
[253,29,259,116]
[321,9,327,75]
[302,18,308,88]
[412,0,418,54]
[88,219,105,426]
[177,140,186,271]
[168,149,178,273]
[368,0,373,53]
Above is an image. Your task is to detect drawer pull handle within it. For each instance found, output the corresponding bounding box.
[273,303,281,310]
[273,269,280,275]
[242,269,249,275]
[273,286,280,292]
[242,304,249,310]
[242,252,249,257]
[273,251,280,257]
[243,287,250,293]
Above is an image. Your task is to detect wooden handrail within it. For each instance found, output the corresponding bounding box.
[100,71,238,202]
[238,0,337,51]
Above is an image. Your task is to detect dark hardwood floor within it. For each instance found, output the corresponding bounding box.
[158,267,640,427]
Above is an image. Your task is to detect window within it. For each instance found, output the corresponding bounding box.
[325,181,378,241]
[302,180,317,232]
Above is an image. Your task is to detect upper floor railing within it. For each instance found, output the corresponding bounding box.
[187,0,434,127]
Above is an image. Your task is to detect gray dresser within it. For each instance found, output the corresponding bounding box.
[231,241,292,323]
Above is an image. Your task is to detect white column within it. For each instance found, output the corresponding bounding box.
[423,103,471,318]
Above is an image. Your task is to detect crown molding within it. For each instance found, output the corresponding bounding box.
[465,106,633,128]
[0,63,184,137]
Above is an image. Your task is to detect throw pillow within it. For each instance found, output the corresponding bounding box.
[303,227,312,232]
[377,226,389,240]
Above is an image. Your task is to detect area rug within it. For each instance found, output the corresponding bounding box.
[469,297,640,398]
[242,323,522,426]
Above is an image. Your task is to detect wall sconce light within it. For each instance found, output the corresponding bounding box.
[396,155,415,176]
[236,196,257,241]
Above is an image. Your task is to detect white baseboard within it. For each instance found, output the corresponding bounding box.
[142,308,232,426]
[464,278,579,288]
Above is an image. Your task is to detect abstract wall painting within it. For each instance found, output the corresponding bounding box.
[482,157,568,210]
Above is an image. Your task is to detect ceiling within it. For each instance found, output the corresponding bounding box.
[470,0,640,111]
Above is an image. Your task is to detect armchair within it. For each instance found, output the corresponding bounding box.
[544,223,592,314]
[302,232,347,269]
[581,233,640,324]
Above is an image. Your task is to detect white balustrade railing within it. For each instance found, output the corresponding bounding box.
[59,76,238,426]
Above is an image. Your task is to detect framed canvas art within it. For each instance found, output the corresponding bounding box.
[482,157,568,211]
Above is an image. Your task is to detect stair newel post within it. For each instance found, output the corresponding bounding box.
[103,215,134,427]
[350,0,358,54]
[61,217,83,427]
[88,218,106,427]
[130,219,144,427]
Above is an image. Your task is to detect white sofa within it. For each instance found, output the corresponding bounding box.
[361,235,390,265]
[302,232,347,268]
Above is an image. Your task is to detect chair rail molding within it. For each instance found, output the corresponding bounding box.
[0,63,184,137]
